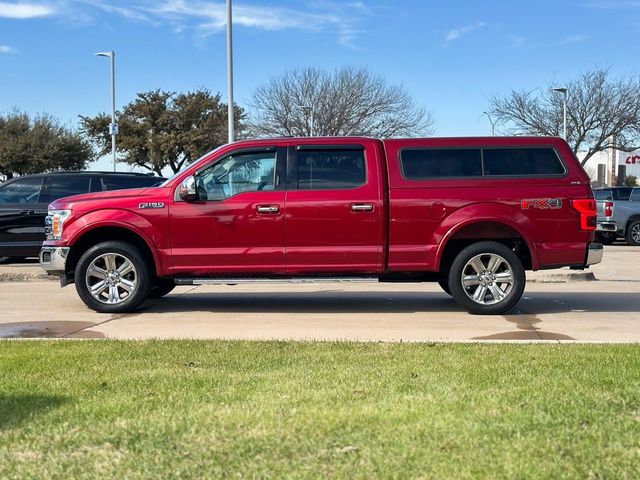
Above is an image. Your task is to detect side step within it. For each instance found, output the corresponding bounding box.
[175,277,378,286]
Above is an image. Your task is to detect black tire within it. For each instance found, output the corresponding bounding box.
[595,232,616,245]
[74,241,152,313]
[448,241,525,315]
[149,279,176,298]
[437,279,452,296]
[625,220,640,246]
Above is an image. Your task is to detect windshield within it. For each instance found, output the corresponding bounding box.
[160,145,226,187]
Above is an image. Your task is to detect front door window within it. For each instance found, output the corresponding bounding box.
[197,151,276,201]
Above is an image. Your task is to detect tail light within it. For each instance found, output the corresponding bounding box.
[572,199,597,231]
[604,201,614,218]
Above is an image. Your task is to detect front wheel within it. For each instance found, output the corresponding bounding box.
[626,220,640,246]
[74,241,152,313]
[150,279,176,298]
[448,241,525,315]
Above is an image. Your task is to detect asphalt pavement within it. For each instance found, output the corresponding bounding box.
[0,245,638,342]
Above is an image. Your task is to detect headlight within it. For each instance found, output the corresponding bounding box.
[46,210,72,240]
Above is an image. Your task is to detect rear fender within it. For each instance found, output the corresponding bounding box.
[434,203,539,271]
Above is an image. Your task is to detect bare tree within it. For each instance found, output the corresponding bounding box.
[488,69,640,166]
[249,67,434,138]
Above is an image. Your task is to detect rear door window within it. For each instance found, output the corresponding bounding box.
[400,148,482,179]
[483,148,565,176]
[613,188,633,201]
[47,176,90,202]
[0,177,43,204]
[101,175,160,190]
[296,148,366,189]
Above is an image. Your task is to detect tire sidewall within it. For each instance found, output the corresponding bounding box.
[74,241,151,313]
[626,220,640,246]
[448,241,525,315]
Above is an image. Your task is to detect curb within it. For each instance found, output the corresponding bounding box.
[527,271,597,283]
[0,272,58,282]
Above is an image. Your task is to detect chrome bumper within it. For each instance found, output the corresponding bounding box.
[596,221,617,232]
[585,242,603,266]
[39,247,70,276]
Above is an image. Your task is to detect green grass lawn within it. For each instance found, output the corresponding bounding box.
[1,341,639,479]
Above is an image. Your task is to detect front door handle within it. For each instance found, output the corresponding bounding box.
[256,205,280,214]
[351,203,374,212]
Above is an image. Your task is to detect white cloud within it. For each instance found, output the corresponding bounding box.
[0,44,17,54]
[445,21,486,43]
[0,2,55,19]
[67,0,369,48]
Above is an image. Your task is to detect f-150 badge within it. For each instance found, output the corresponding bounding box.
[521,198,562,209]
[139,202,165,209]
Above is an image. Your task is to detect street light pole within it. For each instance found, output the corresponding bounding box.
[481,111,496,136]
[226,0,234,143]
[297,105,314,136]
[95,51,117,172]
[552,87,567,140]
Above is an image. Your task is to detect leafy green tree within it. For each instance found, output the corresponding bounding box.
[80,89,245,175]
[0,111,93,180]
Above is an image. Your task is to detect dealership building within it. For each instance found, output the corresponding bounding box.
[580,148,640,186]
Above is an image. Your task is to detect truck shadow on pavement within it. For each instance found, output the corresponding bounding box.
[144,290,640,315]
[145,291,460,314]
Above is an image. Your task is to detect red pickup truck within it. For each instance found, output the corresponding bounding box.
[40,136,602,315]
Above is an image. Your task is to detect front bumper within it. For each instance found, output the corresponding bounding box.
[39,247,70,277]
[585,242,603,266]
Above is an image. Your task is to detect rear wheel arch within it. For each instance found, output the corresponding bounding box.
[436,220,535,274]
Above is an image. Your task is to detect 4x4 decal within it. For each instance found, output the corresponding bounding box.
[521,198,562,210]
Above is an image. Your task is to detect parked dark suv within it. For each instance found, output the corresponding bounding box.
[0,172,164,262]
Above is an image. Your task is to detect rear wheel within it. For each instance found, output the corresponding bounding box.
[448,241,525,315]
[74,241,151,313]
[626,220,640,246]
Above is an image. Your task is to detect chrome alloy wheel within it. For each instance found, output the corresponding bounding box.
[632,223,640,244]
[85,253,138,304]
[461,253,515,305]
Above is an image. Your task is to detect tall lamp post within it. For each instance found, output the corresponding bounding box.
[297,105,314,136]
[226,0,234,143]
[480,111,496,136]
[552,87,567,140]
[95,51,117,172]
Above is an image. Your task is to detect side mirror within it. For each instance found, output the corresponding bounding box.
[178,175,199,202]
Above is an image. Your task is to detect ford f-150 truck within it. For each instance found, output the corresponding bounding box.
[40,136,602,315]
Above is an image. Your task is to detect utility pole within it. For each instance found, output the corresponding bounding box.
[95,51,118,171]
[226,0,234,143]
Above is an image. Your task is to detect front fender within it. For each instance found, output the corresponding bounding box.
[63,209,165,274]
[434,203,540,270]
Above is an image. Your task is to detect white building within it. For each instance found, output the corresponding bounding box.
[579,148,640,186]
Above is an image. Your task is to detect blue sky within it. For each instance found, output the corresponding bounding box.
[1,0,639,171]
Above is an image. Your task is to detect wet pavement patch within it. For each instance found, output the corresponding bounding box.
[0,321,103,338]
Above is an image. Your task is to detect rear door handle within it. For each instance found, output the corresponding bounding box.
[351,203,374,212]
[256,205,280,214]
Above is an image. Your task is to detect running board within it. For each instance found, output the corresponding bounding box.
[175,277,378,286]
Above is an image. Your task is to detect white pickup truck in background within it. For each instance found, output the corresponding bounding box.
[595,187,640,246]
